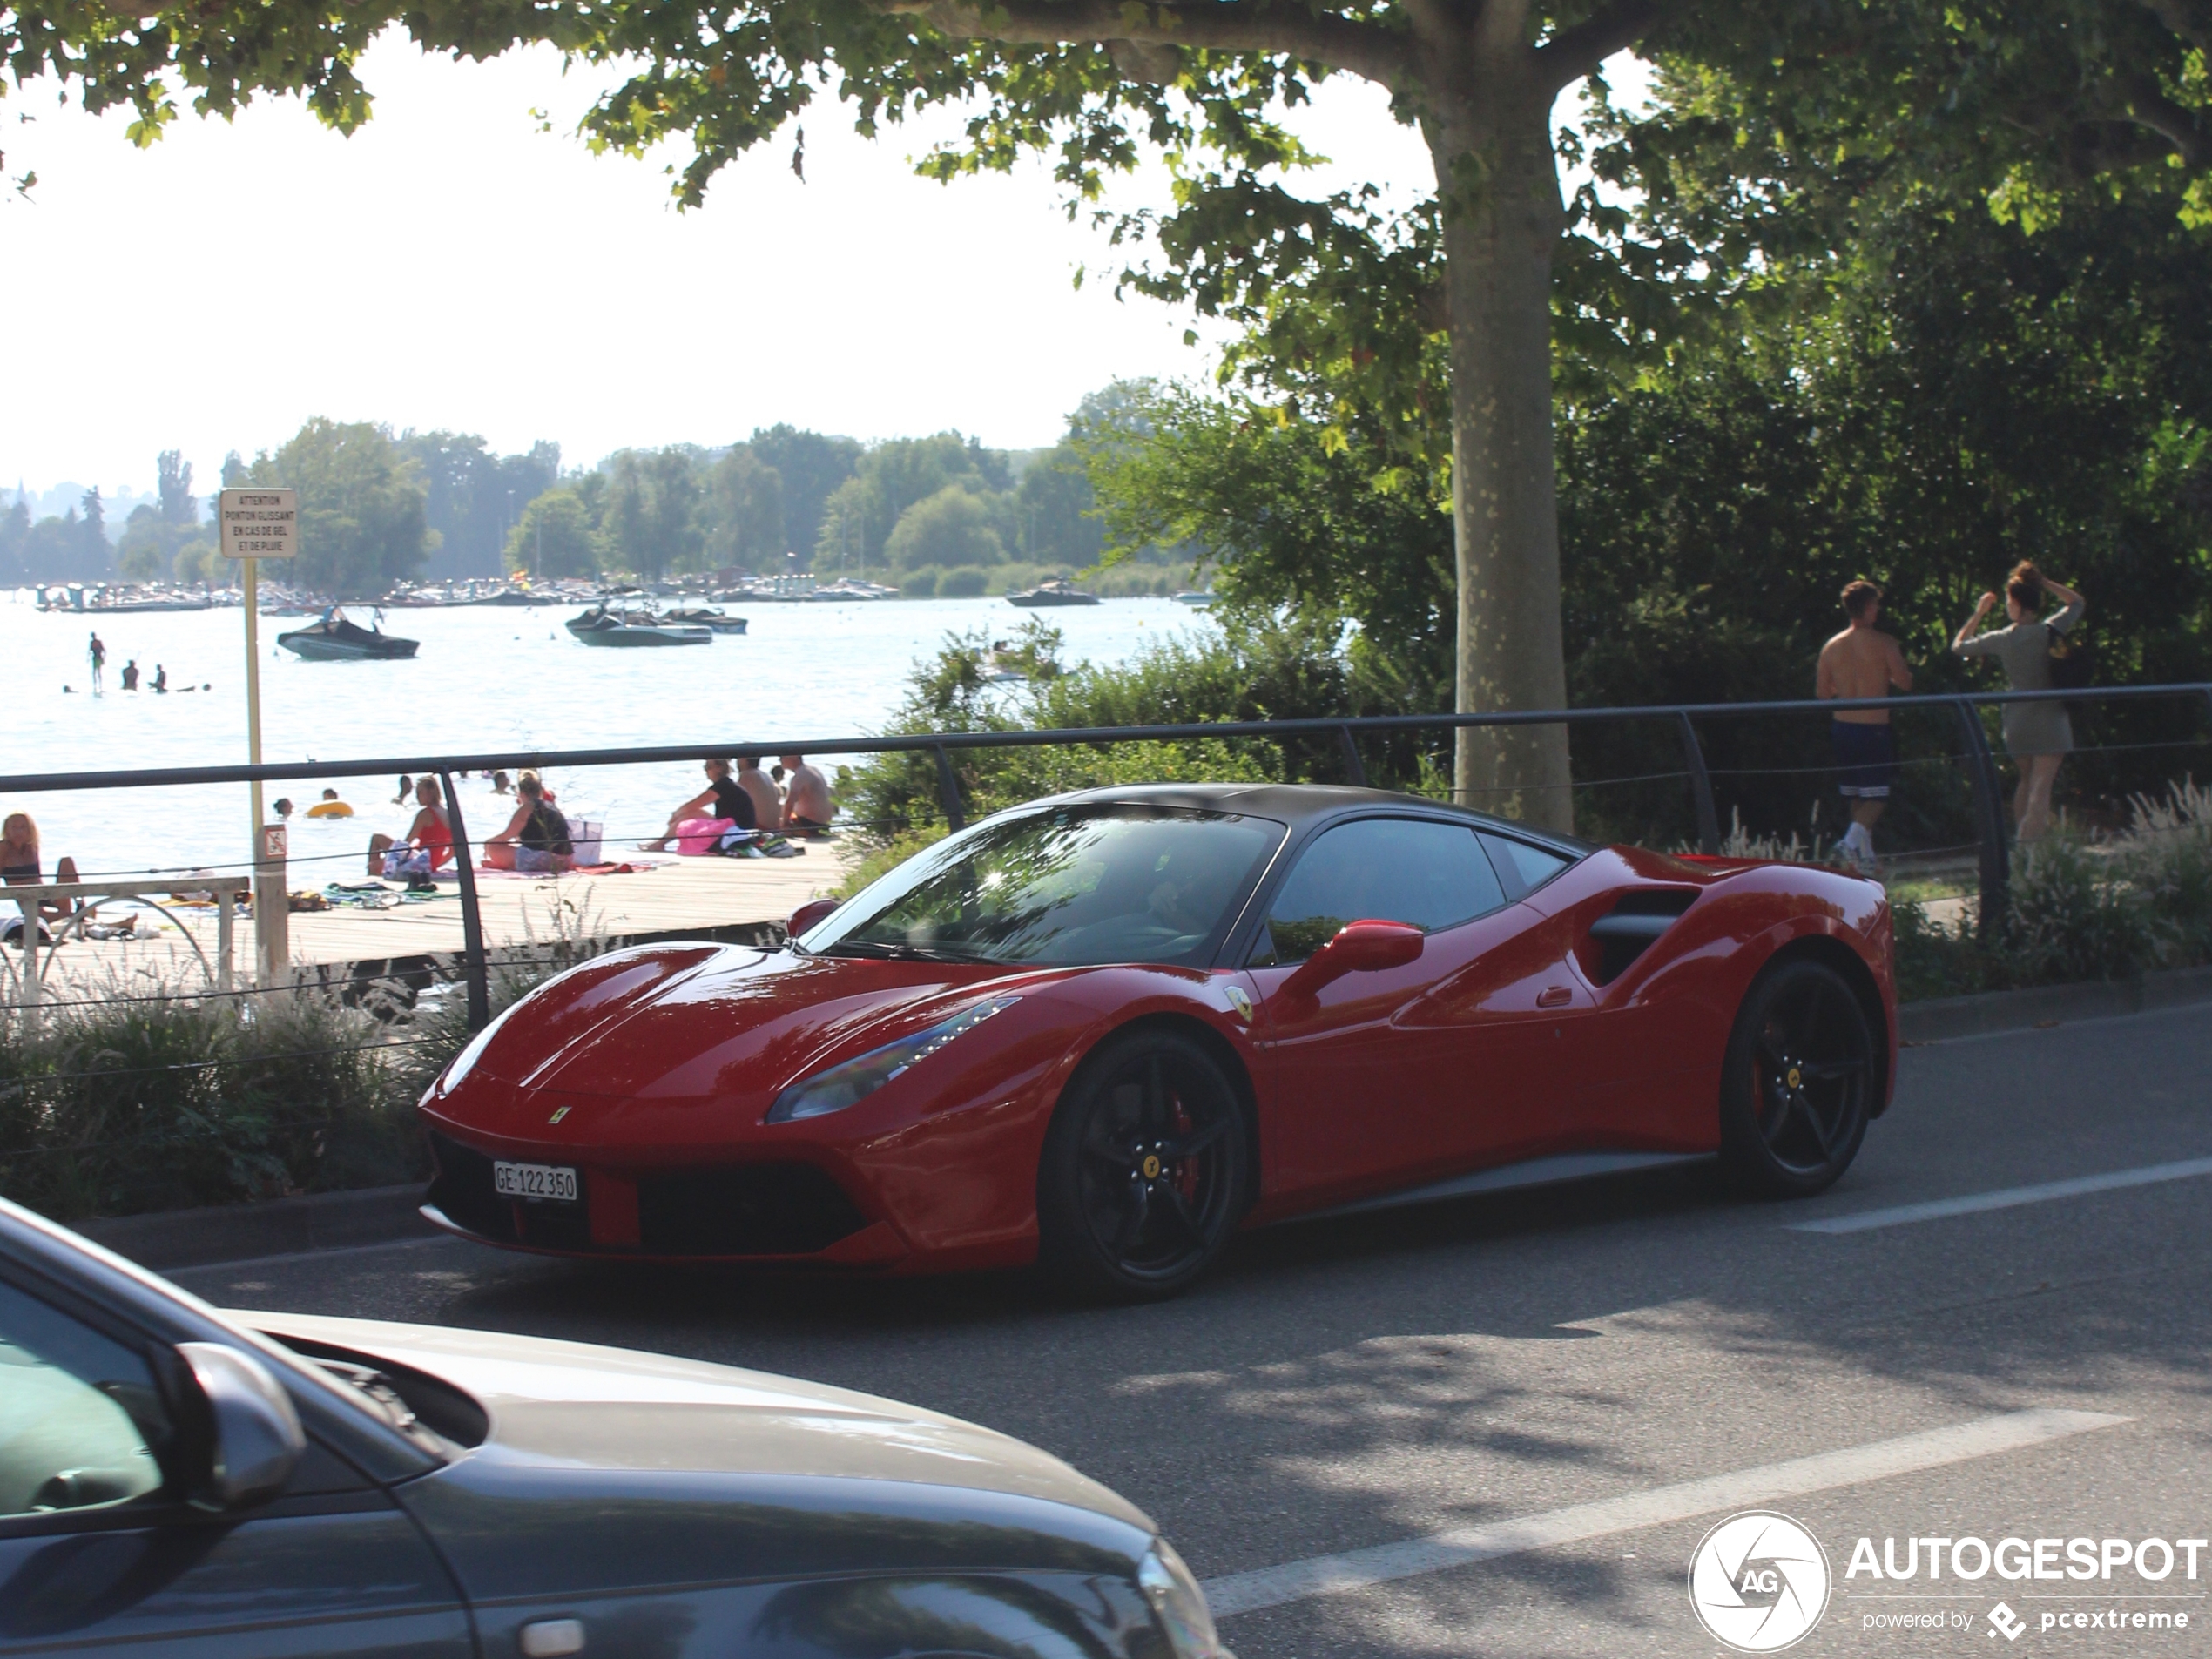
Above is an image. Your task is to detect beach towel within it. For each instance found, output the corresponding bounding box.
[673,816,736,856]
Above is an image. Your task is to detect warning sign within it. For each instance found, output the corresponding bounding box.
[219,488,299,559]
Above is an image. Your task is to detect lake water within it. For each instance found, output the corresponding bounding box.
[3,592,1213,886]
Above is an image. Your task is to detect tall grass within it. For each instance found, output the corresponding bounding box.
[0,967,421,1221]
[1894,777,2212,998]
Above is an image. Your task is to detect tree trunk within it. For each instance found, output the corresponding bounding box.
[1427,80,1573,833]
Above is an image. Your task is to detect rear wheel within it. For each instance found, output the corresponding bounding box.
[1719,958,1873,1197]
[1037,1030,1249,1301]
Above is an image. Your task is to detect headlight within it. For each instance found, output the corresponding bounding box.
[766,995,1019,1123]
[1139,1540,1232,1659]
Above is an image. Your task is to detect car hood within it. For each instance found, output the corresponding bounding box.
[440,943,1022,1109]
[245,1309,1152,1530]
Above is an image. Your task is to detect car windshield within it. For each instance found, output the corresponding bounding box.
[801,803,1285,968]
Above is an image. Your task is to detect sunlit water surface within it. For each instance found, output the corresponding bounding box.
[2,594,1211,884]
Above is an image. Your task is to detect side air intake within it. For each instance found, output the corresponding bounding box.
[1587,890,1698,984]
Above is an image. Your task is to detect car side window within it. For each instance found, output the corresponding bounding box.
[1479,831,1574,900]
[1251,819,1507,965]
[0,1278,166,1519]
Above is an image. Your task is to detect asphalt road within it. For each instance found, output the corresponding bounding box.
[173,1001,2212,1657]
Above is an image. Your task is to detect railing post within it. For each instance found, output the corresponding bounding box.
[1337,725,1369,788]
[1952,699,2010,939]
[932,745,966,832]
[1676,712,1721,855]
[15,893,38,1029]
[216,890,234,994]
[439,772,491,1031]
[253,821,290,986]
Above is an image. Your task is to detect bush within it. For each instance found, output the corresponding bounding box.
[938,565,988,597]
[900,569,938,598]
[1891,777,2212,998]
[836,612,1364,846]
[0,969,424,1222]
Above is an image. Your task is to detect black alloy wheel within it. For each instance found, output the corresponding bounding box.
[1718,957,1875,1197]
[1038,1030,1249,1301]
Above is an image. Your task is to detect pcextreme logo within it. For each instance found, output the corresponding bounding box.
[1689,1511,1833,1653]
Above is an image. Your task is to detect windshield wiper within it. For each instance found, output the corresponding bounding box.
[821,939,993,964]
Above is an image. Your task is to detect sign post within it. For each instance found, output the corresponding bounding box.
[219,489,299,983]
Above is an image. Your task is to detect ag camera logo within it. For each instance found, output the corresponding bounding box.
[1689,1511,1832,1652]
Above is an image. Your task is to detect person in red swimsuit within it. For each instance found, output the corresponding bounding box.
[366,778,454,879]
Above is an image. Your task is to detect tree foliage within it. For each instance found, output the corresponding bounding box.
[503,487,603,578]
[244,418,434,597]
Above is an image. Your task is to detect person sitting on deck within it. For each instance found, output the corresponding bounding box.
[736,756,781,831]
[0,813,84,930]
[779,754,836,835]
[485,775,572,873]
[367,778,455,883]
[642,758,755,852]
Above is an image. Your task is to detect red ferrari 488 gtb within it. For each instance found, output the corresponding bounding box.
[421,785,1895,1298]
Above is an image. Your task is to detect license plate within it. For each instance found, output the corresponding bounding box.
[494,1161,578,1203]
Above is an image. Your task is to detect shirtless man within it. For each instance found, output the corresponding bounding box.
[1816,580,1912,874]
[779,753,835,833]
[736,756,782,831]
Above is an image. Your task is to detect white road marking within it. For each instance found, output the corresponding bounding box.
[1201,1407,2128,1620]
[1789,1157,2212,1235]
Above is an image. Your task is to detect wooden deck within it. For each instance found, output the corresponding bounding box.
[13,849,854,999]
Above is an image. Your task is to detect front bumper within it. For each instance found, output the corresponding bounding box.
[422,1131,907,1265]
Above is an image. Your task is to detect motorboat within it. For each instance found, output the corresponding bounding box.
[35,583,212,613]
[566,599,712,647]
[979,641,1029,683]
[661,604,749,634]
[463,587,557,607]
[807,578,897,601]
[1173,590,1218,607]
[1007,577,1100,608]
[276,607,420,661]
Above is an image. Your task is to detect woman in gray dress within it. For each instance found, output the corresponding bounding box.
[1952,562,2086,845]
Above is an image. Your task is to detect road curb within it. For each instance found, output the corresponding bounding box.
[75,1184,433,1271]
[1898,962,2212,1043]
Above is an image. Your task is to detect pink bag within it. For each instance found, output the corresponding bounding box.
[674,817,736,856]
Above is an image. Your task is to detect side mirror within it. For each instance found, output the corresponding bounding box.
[786,898,839,941]
[1281,919,1425,1001]
[178,1342,304,1512]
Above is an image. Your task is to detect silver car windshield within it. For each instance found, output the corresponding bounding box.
[801,804,1285,968]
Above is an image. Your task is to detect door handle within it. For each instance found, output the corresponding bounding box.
[1537,985,1574,1009]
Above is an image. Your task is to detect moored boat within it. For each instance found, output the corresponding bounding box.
[661,605,749,634]
[1007,577,1100,608]
[1173,590,1218,607]
[566,600,713,646]
[277,607,420,661]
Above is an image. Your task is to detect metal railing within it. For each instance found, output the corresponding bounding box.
[2,680,2206,1028]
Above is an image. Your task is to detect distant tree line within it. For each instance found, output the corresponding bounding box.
[7,395,1146,597]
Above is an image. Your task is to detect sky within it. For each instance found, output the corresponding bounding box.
[3,36,1635,508]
